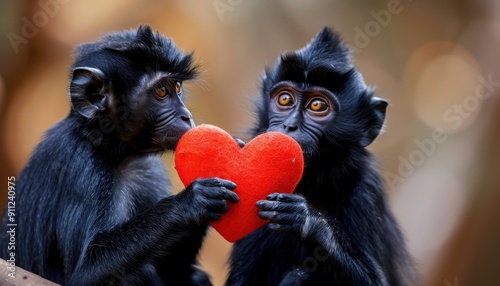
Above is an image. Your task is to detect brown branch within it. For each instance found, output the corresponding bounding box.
[0,259,59,286]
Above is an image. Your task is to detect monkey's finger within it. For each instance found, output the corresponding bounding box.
[258,210,277,220]
[219,189,240,204]
[266,193,305,203]
[196,178,237,190]
[225,190,240,204]
[204,188,240,204]
[267,223,281,231]
[259,211,297,225]
[205,199,230,214]
[205,211,224,222]
[264,212,297,225]
[267,223,294,233]
[256,200,296,212]
[266,193,280,201]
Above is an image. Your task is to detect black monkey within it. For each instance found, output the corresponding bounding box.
[0,25,239,285]
[226,27,417,285]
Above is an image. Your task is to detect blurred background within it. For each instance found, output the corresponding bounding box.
[0,0,499,285]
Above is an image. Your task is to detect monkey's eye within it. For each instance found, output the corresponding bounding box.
[278,92,294,106]
[308,99,328,112]
[175,82,182,94]
[155,85,167,97]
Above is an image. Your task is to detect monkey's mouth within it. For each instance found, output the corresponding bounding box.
[160,128,192,150]
[134,134,183,153]
[153,122,192,151]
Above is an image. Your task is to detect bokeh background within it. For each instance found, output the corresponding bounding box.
[1,0,499,285]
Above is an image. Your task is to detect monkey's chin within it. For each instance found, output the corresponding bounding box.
[301,146,321,162]
[134,145,166,154]
[161,137,182,152]
[129,138,180,154]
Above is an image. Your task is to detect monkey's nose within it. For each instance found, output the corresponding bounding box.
[180,113,195,128]
[284,125,298,132]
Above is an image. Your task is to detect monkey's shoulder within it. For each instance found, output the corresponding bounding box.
[19,120,171,206]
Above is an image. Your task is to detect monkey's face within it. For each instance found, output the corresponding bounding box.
[146,79,195,151]
[264,78,388,161]
[69,67,195,153]
[69,25,199,154]
[113,75,195,153]
[259,27,387,161]
[266,81,338,159]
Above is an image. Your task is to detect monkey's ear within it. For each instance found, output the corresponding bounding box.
[70,67,108,119]
[359,97,388,147]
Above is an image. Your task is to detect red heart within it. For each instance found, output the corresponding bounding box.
[175,124,304,242]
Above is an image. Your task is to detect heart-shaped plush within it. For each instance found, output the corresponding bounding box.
[175,124,304,242]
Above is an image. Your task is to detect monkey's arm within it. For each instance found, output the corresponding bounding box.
[68,178,238,285]
[257,193,388,286]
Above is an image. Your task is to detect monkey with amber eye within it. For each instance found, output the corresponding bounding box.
[0,25,239,286]
[226,27,418,286]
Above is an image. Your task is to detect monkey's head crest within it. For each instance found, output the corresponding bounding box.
[296,26,354,74]
[266,26,354,87]
[71,25,198,81]
[254,27,358,136]
[254,26,387,150]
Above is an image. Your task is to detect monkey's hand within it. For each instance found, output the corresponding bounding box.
[179,178,239,224]
[258,193,389,285]
[257,193,329,241]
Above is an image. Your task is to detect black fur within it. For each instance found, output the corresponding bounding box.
[0,25,239,285]
[226,27,417,286]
